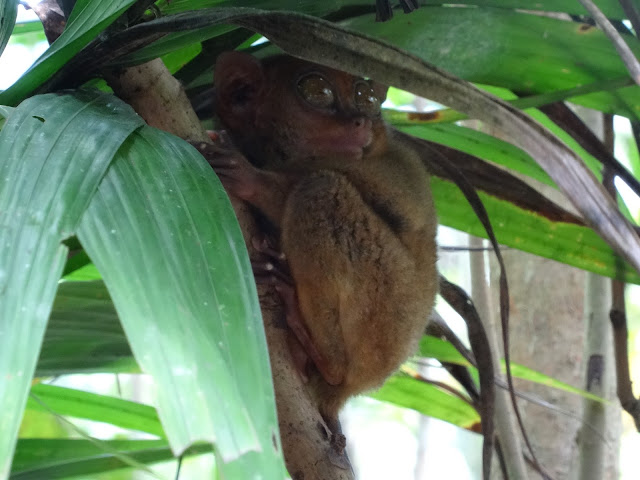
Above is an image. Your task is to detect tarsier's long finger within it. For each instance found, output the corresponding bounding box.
[195,149,239,170]
[190,140,231,157]
[252,235,287,263]
[210,166,242,178]
[216,130,234,146]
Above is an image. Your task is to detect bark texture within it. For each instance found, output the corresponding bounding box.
[491,249,620,480]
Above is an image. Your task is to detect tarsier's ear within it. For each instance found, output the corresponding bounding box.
[214,51,265,125]
[369,80,388,104]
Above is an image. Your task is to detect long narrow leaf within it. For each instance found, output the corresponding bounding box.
[0,91,143,478]
[370,375,480,429]
[11,439,211,479]
[27,384,164,437]
[0,0,18,57]
[345,7,640,119]
[39,280,135,376]
[433,177,640,283]
[77,126,287,478]
[394,123,554,187]
[419,336,605,402]
[421,0,624,17]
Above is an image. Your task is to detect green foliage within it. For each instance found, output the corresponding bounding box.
[2,0,640,477]
[27,384,165,437]
[77,125,284,478]
[0,91,143,478]
[371,375,481,429]
[346,7,640,119]
[0,0,18,56]
[11,439,212,479]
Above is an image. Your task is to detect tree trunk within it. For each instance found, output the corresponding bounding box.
[478,105,621,479]
[576,272,615,480]
[490,247,620,479]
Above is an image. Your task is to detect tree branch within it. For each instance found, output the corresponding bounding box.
[602,117,640,431]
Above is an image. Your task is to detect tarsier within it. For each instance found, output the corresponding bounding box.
[195,51,438,442]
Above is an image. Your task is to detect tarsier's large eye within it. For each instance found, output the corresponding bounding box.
[354,81,381,116]
[297,74,335,109]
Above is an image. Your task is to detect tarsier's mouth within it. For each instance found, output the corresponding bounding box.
[302,134,371,159]
[326,126,373,157]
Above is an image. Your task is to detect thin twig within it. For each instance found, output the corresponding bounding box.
[579,0,640,86]
[403,366,476,406]
[602,116,640,430]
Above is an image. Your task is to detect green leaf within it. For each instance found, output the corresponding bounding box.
[158,0,356,16]
[0,0,137,106]
[0,0,18,57]
[395,122,554,187]
[432,177,640,284]
[77,126,287,478]
[480,84,605,177]
[419,336,605,402]
[159,41,202,74]
[27,384,164,437]
[0,91,143,478]
[114,0,366,68]
[39,280,135,376]
[371,375,480,429]
[0,105,14,129]
[419,336,472,366]
[506,362,605,403]
[62,262,102,281]
[387,95,605,186]
[116,25,233,67]
[8,20,45,37]
[61,250,93,278]
[10,439,211,479]
[345,7,640,119]
[421,0,624,17]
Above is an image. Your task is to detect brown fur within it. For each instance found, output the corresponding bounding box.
[210,52,438,427]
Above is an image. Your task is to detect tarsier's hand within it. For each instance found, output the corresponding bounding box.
[190,131,260,202]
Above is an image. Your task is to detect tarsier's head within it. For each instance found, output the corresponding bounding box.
[214,51,389,165]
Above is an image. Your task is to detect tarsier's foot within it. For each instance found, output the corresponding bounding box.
[251,235,311,380]
[326,418,352,470]
[250,234,343,385]
[328,433,351,470]
[252,235,287,265]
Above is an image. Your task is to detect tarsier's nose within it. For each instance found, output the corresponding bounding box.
[352,116,366,128]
